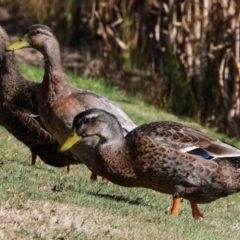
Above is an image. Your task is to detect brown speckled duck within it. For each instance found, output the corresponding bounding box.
[60,109,240,219]
[0,25,77,169]
[6,24,137,181]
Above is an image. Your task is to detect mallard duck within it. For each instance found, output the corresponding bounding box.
[60,108,240,219]
[6,24,137,182]
[0,25,77,169]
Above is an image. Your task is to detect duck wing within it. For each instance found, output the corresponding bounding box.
[127,130,218,187]
[136,121,240,158]
[12,79,40,114]
[2,104,77,167]
[71,88,137,134]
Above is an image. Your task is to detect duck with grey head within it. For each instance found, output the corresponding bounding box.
[60,108,240,219]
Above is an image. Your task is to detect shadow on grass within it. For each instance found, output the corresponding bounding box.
[6,157,36,167]
[87,190,147,206]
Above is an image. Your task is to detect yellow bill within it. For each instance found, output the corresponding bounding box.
[5,35,30,51]
[60,128,82,152]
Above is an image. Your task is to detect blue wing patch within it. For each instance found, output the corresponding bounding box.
[188,148,213,160]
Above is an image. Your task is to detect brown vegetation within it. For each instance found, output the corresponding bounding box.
[1,0,240,139]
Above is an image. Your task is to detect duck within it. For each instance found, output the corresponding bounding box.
[0,25,77,169]
[60,108,240,219]
[5,24,137,182]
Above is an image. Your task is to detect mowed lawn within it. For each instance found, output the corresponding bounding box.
[0,64,240,239]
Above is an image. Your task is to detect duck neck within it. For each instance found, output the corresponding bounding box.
[40,41,71,100]
[0,52,17,75]
[0,53,22,91]
[43,44,63,73]
[97,138,135,184]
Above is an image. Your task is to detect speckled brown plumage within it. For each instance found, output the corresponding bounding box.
[0,26,78,167]
[61,109,240,219]
[6,24,136,180]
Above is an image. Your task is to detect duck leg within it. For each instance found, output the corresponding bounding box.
[67,165,71,173]
[190,202,205,219]
[173,186,204,219]
[101,177,109,183]
[90,171,108,183]
[31,151,37,165]
[171,197,181,216]
[90,171,98,181]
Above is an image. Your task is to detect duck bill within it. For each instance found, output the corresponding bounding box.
[5,35,30,51]
[60,128,82,152]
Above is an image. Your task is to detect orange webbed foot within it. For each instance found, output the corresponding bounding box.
[190,202,205,219]
[101,177,109,183]
[90,172,108,183]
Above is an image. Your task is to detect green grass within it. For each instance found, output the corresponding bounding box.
[1,63,240,239]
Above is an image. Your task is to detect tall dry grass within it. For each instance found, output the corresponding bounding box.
[1,0,240,139]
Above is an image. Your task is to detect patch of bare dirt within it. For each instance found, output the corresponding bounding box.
[0,200,116,239]
[0,199,163,239]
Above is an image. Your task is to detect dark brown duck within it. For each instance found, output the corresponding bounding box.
[0,26,77,168]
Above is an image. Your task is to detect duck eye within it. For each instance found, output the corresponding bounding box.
[35,30,40,35]
[82,118,88,124]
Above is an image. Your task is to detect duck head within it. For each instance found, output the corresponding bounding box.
[5,24,58,54]
[60,108,123,152]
